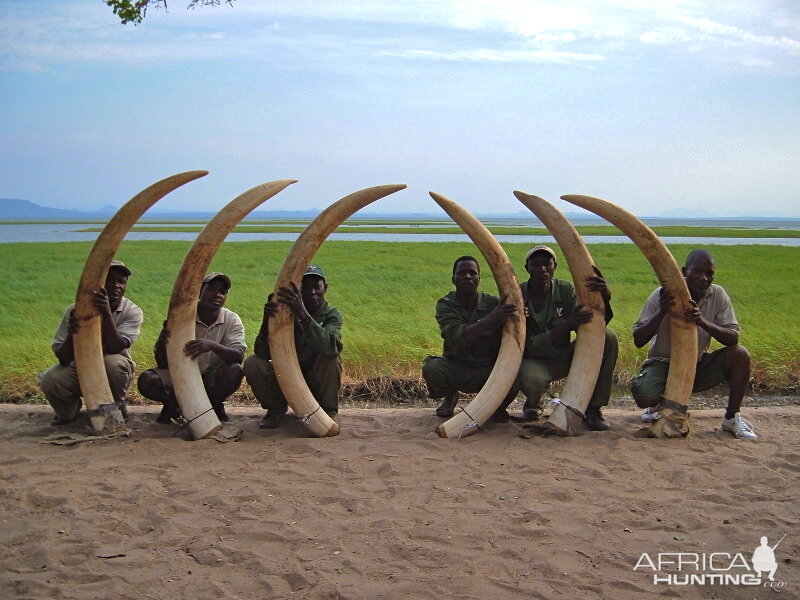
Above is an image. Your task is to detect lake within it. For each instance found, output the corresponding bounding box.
[1,221,800,246]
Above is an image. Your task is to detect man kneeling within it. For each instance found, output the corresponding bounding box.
[138,273,245,423]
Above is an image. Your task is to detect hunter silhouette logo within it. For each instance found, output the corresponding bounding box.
[752,535,785,582]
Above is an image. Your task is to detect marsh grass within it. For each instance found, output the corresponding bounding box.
[1,241,797,402]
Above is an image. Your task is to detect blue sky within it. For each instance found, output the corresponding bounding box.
[1,0,799,216]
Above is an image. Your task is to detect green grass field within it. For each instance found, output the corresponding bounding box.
[1,241,797,402]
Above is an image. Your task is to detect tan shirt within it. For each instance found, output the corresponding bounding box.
[634,283,739,362]
[52,297,143,361]
[194,307,246,373]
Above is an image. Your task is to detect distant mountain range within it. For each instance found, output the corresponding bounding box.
[1,198,798,221]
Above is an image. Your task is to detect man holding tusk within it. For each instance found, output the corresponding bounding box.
[506,245,618,431]
[39,260,143,426]
[137,272,245,424]
[243,265,343,429]
[423,255,519,422]
[631,249,756,439]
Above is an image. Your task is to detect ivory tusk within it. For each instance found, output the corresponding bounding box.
[166,180,297,440]
[561,194,696,437]
[268,184,407,438]
[513,191,605,435]
[73,170,209,434]
[429,192,525,439]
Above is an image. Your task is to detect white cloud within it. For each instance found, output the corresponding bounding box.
[0,0,798,70]
[384,47,604,65]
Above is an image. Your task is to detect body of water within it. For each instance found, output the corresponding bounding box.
[1,223,800,246]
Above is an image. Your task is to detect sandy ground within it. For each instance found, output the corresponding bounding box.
[1,402,798,600]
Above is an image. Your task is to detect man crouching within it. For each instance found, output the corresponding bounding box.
[138,272,245,423]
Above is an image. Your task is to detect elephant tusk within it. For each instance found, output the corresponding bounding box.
[73,170,208,434]
[166,180,297,440]
[514,191,606,435]
[561,194,696,437]
[268,184,407,438]
[429,191,525,439]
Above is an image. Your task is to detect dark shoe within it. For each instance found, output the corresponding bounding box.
[156,405,181,424]
[435,390,459,418]
[491,408,510,423]
[522,408,540,421]
[50,415,75,426]
[259,410,285,429]
[510,408,540,423]
[213,403,229,422]
[585,407,610,431]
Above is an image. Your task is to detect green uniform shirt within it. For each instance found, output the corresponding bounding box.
[435,290,503,369]
[521,278,577,358]
[522,277,614,359]
[253,300,342,367]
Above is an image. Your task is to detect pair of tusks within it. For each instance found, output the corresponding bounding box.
[270,189,525,439]
[559,194,696,438]
[72,171,297,437]
[510,193,696,437]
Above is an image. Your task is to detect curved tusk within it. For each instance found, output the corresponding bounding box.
[430,191,525,439]
[561,194,696,437]
[73,170,209,434]
[166,180,297,440]
[268,184,407,437]
[514,191,605,435]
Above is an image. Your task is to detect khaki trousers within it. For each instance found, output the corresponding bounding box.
[39,355,135,421]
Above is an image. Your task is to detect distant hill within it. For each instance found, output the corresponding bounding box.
[0,198,113,219]
[0,198,327,221]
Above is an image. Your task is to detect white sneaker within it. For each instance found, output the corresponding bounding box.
[641,407,661,422]
[721,413,758,440]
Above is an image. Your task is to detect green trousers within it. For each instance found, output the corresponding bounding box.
[515,329,618,410]
[243,353,342,416]
[422,355,519,406]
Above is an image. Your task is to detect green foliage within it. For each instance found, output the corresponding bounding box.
[105,0,234,25]
[1,241,798,401]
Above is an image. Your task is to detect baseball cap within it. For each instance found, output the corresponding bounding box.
[109,259,131,276]
[202,272,232,289]
[525,245,557,262]
[303,265,326,281]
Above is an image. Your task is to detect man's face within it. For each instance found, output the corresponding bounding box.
[525,252,556,285]
[199,279,228,311]
[683,256,715,296]
[302,275,327,314]
[452,259,480,294]
[104,268,128,307]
